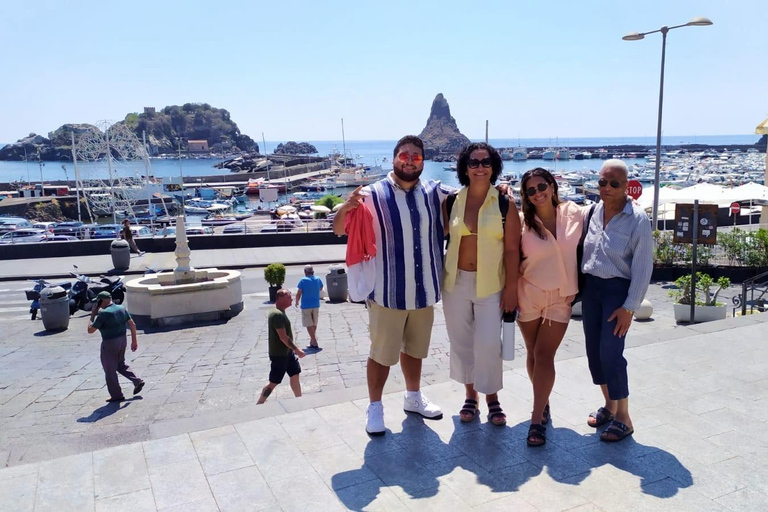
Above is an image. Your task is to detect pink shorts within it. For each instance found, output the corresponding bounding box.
[517,278,573,324]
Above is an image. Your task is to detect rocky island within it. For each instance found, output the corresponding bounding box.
[418,93,471,160]
[274,141,318,155]
[0,103,258,161]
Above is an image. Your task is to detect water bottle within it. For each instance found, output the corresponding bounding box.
[502,310,517,361]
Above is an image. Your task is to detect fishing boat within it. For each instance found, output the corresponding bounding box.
[512,147,528,161]
[542,148,556,160]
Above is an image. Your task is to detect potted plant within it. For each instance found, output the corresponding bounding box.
[669,272,731,323]
[264,263,286,303]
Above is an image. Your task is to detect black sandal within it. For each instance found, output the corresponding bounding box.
[600,420,634,442]
[527,424,546,447]
[587,407,615,428]
[459,398,478,422]
[542,404,551,425]
[487,400,506,426]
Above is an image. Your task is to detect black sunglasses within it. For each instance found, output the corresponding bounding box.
[524,182,549,197]
[467,158,492,169]
[598,178,624,188]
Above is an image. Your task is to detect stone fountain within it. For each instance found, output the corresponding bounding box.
[125,216,243,327]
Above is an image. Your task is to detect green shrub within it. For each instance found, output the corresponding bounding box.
[668,272,730,306]
[315,194,344,210]
[264,263,286,287]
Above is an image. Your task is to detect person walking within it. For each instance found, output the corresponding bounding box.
[442,143,521,426]
[581,159,653,442]
[333,135,452,436]
[258,289,306,404]
[121,219,144,255]
[87,291,144,402]
[295,264,324,348]
[516,168,586,446]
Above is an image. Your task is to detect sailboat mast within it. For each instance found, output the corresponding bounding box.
[341,118,347,164]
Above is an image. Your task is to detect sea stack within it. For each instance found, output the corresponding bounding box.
[418,93,471,160]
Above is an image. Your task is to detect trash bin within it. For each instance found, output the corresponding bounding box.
[110,239,130,270]
[40,286,70,331]
[325,264,348,303]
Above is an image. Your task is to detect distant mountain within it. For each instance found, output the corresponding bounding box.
[0,103,258,161]
[418,93,470,160]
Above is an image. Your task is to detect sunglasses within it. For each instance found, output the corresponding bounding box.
[598,178,624,188]
[467,158,492,169]
[524,182,549,197]
[397,152,423,164]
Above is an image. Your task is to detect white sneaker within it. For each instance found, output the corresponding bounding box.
[403,391,443,420]
[366,401,386,436]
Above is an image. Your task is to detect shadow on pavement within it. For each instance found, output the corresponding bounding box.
[76,397,142,423]
[332,414,691,510]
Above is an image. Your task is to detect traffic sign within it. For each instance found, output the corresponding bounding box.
[627,180,643,200]
[730,202,741,215]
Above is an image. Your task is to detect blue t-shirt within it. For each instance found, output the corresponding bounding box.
[297,275,323,309]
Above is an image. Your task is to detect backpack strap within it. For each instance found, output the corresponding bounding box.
[497,189,509,232]
[446,191,458,219]
[580,204,596,243]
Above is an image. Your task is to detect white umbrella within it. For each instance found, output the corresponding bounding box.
[310,205,331,213]
[332,203,345,212]
[276,205,296,215]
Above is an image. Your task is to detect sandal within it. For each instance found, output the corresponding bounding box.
[487,401,506,426]
[459,398,479,422]
[587,407,615,428]
[527,424,546,447]
[600,420,634,442]
[542,404,551,425]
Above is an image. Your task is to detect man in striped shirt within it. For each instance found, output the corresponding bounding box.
[334,135,452,435]
[581,159,653,443]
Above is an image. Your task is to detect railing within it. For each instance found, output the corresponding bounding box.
[733,270,768,316]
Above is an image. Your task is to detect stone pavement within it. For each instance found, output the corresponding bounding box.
[1,311,767,511]
[0,244,347,281]
[0,282,683,468]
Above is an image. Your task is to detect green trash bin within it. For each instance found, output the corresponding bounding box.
[40,286,70,331]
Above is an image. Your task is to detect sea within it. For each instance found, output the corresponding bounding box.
[0,135,759,190]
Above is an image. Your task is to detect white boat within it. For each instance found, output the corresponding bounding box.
[542,148,556,160]
[500,149,513,161]
[556,148,571,160]
[512,147,528,161]
[443,163,457,171]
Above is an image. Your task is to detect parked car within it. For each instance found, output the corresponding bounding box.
[0,229,49,244]
[92,224,122,239]
[223,223,247,234]
[128,226,152,238]
[44,235,79,242]
[0,217,33,234]
[53,221,84,237]
[154,226,177,238]
[32,222,58,233]
[186,226,214,235]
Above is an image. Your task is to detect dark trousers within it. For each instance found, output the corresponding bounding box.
[582,275,631,400]
[101,335,141,399]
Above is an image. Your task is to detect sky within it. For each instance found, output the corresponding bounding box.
[1,0,767,143]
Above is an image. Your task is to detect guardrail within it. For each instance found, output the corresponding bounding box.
[733,270,768,316]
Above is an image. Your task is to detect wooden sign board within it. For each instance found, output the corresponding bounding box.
[673,203,718,244]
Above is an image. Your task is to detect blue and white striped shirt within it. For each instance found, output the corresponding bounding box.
[582,198,653,312]
[363,173,453,310]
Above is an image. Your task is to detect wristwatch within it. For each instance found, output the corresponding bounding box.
[623,307,634,315]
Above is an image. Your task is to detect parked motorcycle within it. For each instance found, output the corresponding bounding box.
[25,279,73,320]
[69,266,126,312]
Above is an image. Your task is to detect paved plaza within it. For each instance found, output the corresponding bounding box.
[1,274,767,510]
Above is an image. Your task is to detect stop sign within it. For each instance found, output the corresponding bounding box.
[730,202,741,215]
[627,180,643,200]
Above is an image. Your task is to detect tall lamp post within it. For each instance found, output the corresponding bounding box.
[623,17,713,230]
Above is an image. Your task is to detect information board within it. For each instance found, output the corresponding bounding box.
[672,203,718,245]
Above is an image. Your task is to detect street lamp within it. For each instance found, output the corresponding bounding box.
[623,16,713,229]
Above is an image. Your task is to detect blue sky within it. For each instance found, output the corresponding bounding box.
[1,0,766,143]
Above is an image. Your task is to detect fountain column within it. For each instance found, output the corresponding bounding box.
[173,215,194,283]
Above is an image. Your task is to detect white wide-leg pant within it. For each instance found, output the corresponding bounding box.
[442,270,503,395]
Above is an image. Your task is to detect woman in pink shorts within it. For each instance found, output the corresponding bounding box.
[517,168,585,446]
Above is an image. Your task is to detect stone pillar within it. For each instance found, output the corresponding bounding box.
[174,215,193,283]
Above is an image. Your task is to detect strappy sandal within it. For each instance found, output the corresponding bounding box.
[587,407,615,428]
[600,420,634,442]
[527,424,546,447]
[487,400,506,426]
[542,404,551,425]
[459,398,478,422]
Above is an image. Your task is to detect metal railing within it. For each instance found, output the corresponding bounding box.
[733,270,768,316]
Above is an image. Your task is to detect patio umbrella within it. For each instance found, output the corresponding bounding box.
[276,205,296,215]
[332,203,345,212]
[310,205,331,213]
[756,117,768,224]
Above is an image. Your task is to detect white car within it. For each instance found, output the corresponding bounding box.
[186,226,214,235]
[128,226,153,238]
[0,229,49,244]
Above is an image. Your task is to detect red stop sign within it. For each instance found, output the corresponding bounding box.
[627,180,643,200]
[730,202,741,215]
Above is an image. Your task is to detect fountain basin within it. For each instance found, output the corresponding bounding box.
[126,268,243,327]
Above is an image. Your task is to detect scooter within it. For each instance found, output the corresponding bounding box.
[69,266,126,312]
[25,279,73,320]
